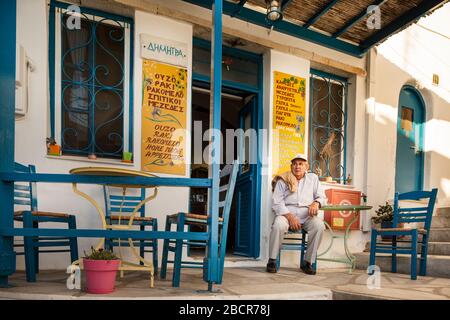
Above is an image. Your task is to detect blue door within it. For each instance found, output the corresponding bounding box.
[233,96,259,257]
[395,86,425,193]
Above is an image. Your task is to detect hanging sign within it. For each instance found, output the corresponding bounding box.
[272,71,307,175]
[140,34,188,68]
[141,59,187,175]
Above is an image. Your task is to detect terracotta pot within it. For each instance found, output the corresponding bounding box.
[83,259,120,294]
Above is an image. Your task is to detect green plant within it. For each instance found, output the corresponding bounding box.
[84,247,118,260]
[371,202,394,224]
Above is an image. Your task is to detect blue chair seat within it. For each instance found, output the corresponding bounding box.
[276,229,317,271]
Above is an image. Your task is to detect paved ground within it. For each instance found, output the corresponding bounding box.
[1,267,449,300]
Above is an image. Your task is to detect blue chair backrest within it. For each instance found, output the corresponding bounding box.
[14,162,38,211]
[217,160,239,259]
[393,188,438,231]
[103,186,146,218]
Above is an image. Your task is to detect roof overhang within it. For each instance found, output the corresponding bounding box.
[183,0,448,57]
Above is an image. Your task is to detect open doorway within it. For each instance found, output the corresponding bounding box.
[188,83,256,258]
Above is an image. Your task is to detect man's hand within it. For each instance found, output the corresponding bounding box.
[308,201,320,217]
[284,213,302,231]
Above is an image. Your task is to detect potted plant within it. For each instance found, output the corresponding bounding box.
[371,202,403,240]
[83,247,120,294]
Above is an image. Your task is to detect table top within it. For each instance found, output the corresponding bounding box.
[69,167,158,188]
[321,205,372,211]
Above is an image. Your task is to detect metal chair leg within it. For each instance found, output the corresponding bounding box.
[368,229,377,275]
[411,230,418,280]
[419,234,428,277]
[172,213,185,287]
[23,212,36,282]
[160,216,171,279]
[391,235,397,273]
[68,216,79,263]
[152,219,159,276]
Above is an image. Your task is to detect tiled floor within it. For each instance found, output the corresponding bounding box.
[1,267,450,300]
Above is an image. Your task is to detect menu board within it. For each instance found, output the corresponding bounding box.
[141,59,187,175]
[272,71,306,175]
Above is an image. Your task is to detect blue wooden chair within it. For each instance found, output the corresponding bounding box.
[369,188,438,280]
[13,162,78,282]
[103,186,159,275]
[276,229,317,271]
[160,160,239,287]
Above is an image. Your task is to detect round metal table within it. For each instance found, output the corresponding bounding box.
[317,204,372,272]
[69,167,158,287]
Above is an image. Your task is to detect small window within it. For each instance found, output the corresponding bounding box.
[309,71,348,183]
[401,107,414,132]
[50,3,133,159]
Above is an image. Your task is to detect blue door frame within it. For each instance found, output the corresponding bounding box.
[395,85,425,193]
[191,38,263,258]
[0,0,17,287]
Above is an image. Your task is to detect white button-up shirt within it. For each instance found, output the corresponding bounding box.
[272,173,327,223]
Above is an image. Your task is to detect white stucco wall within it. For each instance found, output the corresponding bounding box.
[368,2,450,209]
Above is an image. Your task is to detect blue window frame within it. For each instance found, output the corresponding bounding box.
[309,69,348,184]
[49,1,134,159]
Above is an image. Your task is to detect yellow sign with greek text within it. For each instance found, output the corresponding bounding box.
[272,71,306,176]
[141,60,187,175]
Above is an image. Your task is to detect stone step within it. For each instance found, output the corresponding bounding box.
[429,228,450,242]
[436,207,450,217]
[355,252,450,278]
[376,239,450,255]
[431,215,450,228]
[428,242,450,256]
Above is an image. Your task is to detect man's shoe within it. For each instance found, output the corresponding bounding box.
[266,259,277,273]
[300,261,316,275]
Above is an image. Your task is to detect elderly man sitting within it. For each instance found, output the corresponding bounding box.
[267,153,327,275]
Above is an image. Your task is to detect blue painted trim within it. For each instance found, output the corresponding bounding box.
[184,0,363,57]
[0,0,17,286]
[303,0,339,29]
[193,72,260,94]
[0,228,209,241]
[231,0,248,17]
[361,0,447,51]
[129,21,134,153]
[49,1,56,138]
[193,36,263,259]
[0,172,212,187]
[332,0,388,38]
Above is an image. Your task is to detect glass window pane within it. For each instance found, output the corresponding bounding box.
[60,13,125,159]
[309,75,346,183]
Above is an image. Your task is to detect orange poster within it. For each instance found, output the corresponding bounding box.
[141,60,187,175]
[272,71,306,175]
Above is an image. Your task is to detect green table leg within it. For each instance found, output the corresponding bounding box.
[317,212,360,273]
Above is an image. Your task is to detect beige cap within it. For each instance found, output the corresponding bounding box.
[291,153,308,162]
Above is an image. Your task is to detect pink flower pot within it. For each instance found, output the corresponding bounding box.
[83,259,120,294]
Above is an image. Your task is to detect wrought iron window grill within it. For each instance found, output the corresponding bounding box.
[50,1,133,159]
[309,70,348,184]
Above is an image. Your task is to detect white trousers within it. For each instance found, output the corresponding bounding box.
[269,215,325,263]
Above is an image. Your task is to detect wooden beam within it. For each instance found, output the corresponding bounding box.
[112,0,366,77]
[332,0,388,38]
[303,0,339,29]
